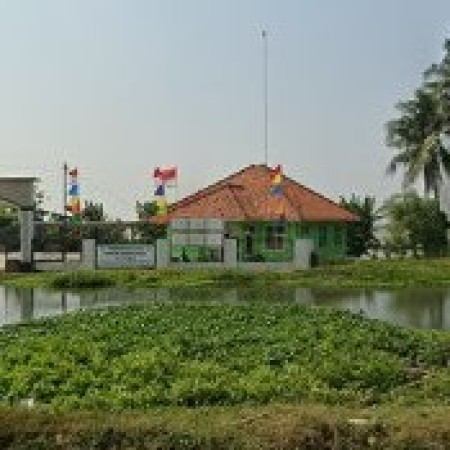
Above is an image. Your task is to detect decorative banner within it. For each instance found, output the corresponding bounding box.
[270,164,283,196]
[69,184,79,196]
[155,198,168,215]
[152,165,178,216]
[154,184,165,196]
[66,166,82,224]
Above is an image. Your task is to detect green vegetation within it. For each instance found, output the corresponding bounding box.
[2,258,450,290]
[381,192,447,256]
[0,302,449,411]
[339,194,379,257]
[1,404,450,449]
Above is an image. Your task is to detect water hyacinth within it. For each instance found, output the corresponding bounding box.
[0,301,449,410]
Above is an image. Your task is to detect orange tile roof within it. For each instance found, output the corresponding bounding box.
[152,164,358,223]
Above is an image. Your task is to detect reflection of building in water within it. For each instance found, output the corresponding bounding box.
[294,288,314,305]
[0,286,33,325]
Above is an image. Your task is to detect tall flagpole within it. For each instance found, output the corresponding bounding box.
[262,29,268,166]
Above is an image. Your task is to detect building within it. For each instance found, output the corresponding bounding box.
[153,164,358,264]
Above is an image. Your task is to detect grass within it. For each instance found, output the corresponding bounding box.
[2,258,450,290]
[1,403,450,449]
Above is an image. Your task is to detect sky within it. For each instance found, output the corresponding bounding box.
[0,0,449,219]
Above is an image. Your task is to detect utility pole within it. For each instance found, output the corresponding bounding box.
[262,29,268,166]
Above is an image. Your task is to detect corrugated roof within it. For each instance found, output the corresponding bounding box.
[151,164,358,223]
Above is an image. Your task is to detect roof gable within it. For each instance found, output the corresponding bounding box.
[153,164,358,222]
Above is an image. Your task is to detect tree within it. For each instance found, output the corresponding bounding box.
[0,203,19,251]
[424,39,450,136]
[82,201,106,222]
[340,195,379,257]
[381,191,447,257]
[387,39,450,199]
[135,201,166,243]
[386,88,450,198]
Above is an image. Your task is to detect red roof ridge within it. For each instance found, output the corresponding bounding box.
[280,169,358,221]
[168,164,262,213]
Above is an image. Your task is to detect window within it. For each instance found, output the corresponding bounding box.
[300,224,310,237]
[334,225,343,246]
[266,223,286,250]
[318,225,327,248]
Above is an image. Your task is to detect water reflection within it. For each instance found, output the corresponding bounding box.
[1,285,450,330]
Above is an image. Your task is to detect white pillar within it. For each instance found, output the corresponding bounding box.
[156,239,170,269]
[81,239,97,270]
[294,239,314,269]
[224,239,237,268]
[19,208,33,267]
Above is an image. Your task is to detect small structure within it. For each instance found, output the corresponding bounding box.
[0,177,37,270]
[152,164,358,265]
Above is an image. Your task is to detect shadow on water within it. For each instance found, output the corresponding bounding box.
[0,284,450,330]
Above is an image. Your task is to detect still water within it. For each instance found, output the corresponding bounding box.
[1,285,450,330]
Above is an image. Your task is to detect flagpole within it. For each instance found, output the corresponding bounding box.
[63,162,68,220]
[263,29,268,166]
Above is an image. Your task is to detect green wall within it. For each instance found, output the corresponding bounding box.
[168,220,349,264]
[228,221,348,263]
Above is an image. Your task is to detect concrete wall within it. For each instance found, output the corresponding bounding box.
[0,178,36,209]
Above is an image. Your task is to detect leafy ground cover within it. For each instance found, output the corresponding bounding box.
[0,302,449,411]
[3,258,450,290]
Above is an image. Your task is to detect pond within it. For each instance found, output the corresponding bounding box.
[0,284,450,329]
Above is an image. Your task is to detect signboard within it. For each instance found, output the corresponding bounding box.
[97,244,155,269]
[169,218,225,248]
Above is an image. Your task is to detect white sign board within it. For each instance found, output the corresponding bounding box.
[97,244,155,269]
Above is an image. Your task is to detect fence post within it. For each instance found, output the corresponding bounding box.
[81,239,97,270]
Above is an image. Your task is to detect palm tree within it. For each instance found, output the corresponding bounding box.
[424,39,450,135]
[386,87,450,199]
[387,39,450,199]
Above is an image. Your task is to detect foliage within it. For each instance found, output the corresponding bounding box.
[50,271,115,289]
[386,39,450,198]
[0,203,19,251]
[339,194,380,256]
[6,258,450,290]
[82,201,106,222]
[135,201,166,243]
[0,301,449,411]
[381,191,447,256]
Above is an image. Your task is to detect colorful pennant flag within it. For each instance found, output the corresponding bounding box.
[154,184,165,196]
[66,166,82,224]
[270,165,283,196]
[152,165,178,216]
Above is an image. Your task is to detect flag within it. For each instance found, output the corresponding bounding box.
[156,198,168,215]
[154,184,165,196]
[71,198,81,214]
[270,185,283,196]
[270,165,283,196]
[154,166,178,182]
[269,165,282,179]
[71,215,82,225]
[69,184,80,196]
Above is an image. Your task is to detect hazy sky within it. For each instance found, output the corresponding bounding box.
[1,0,449,219]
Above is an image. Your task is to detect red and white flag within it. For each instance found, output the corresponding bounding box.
[153,166,178,185]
